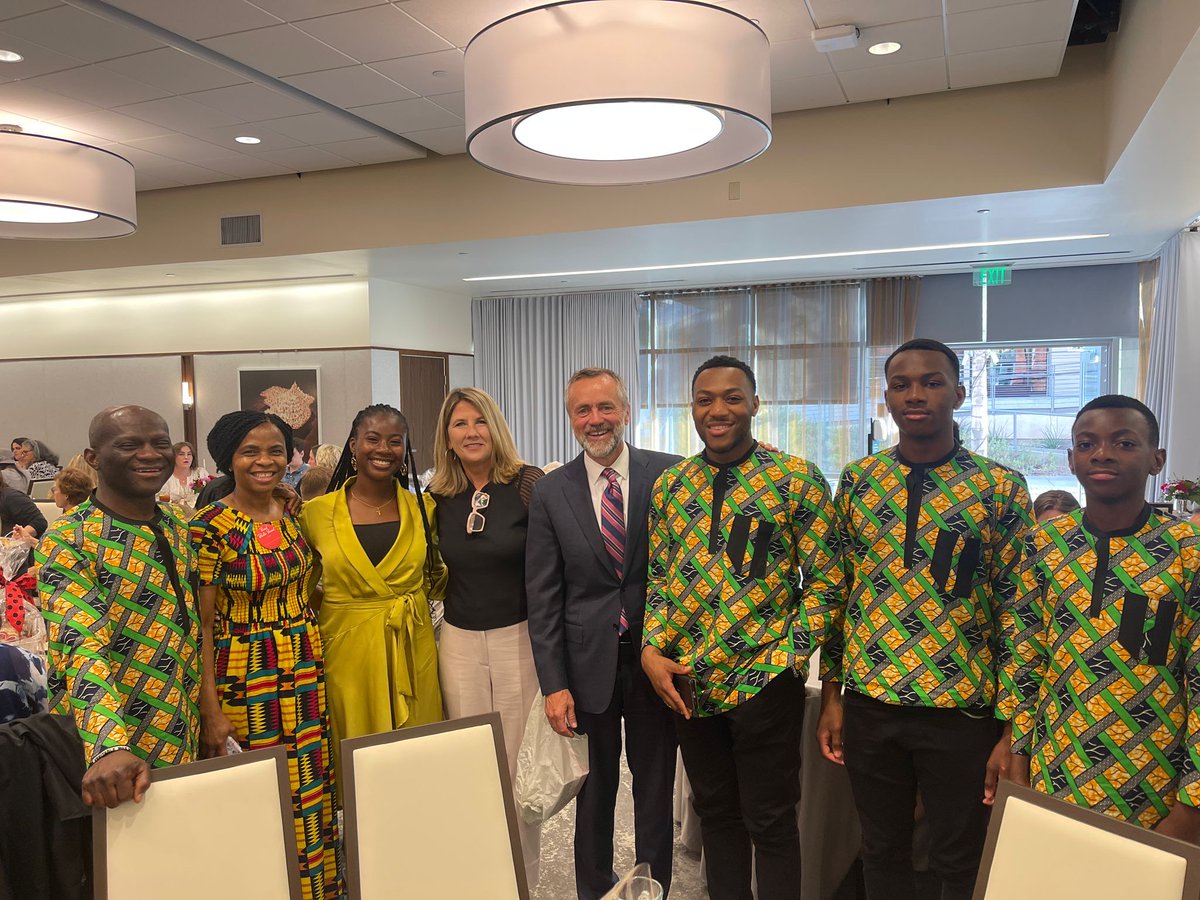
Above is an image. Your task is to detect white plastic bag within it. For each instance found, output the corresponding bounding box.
[514,693,589,825]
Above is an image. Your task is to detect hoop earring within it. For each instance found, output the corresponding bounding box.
[350,456,358,472]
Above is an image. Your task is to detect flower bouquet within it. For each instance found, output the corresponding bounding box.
[1161,478,1200,517]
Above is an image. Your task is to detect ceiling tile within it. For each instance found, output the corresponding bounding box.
[947,0,1075,55]
[723,0,815,43]
[54,109,172,142]
[837,56,948,103]
[829,17,945,72]
[104,0,282,40]
[190,154,293,179]
[0,31,86,81]
[202,24,359,77]
[265,110,378,142]
[427,91,464,118]
[805,0,943,29]
[771,73,847,112]
[394,1,538,48]
[125,132,240,163]
[369,48,464,95]
[0,0,61,21]
[249,0,387,22]
[0,81,97,119]
[116,95,243,131]
[349,96,460,132]
[316,135,424,163]
[186,82,316,121]
[175,121,306,150]
[946,0,1038,11]
[25,64,169,107]
[254,145,358,171]
[98,143,173,169]
[135,173,186,190]
[0,6,161,63]
[132,159,231,186]
[100,48,247,94]
[294,5,452,64]
[948,39,1064,88]
[400,124,465,156]
[284,65,416,107]
[769,39,834,81]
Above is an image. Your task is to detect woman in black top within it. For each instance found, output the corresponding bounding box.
[428,387,544,888]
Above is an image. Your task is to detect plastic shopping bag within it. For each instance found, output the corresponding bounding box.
[514,693,589,825]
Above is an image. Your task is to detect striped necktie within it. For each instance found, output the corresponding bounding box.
[600,467,628,634]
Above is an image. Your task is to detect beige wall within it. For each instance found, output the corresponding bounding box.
[368,279,472,355]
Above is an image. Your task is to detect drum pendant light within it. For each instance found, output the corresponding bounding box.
[465,0,772,185]
[0,126,136,239]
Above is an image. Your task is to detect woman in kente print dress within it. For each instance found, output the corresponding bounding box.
[192,411,342,900]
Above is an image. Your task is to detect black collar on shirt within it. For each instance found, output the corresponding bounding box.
[1081,503,1152,618]
[87,490,170,528]
[700,441,759,551]
[894,441,961,471]
[700,440,760,470]
[1081,503,1153,539]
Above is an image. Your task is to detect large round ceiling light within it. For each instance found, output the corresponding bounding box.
[465,0,771,185]
[0,127,136,238]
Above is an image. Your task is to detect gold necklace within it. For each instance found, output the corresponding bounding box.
[350,490,392,517]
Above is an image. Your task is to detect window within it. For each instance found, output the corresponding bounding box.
[637,282,868,481]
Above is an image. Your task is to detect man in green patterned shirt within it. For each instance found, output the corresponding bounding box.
[1003,395,1200,842]
[817,339,1031,900]
[38,406,201,809]
[642,355,845,900]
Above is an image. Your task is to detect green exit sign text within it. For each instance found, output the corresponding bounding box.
[973,266,1012,287]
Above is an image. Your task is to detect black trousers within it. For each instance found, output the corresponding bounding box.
[676,670,805,900]
[842,691,999,900]
[573,642,677,900]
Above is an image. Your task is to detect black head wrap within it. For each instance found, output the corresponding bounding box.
[206,411,294,476]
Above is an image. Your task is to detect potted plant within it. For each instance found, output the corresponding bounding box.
[1161,479,1200,517]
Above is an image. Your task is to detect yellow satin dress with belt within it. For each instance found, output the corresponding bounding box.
[299,478,447,783]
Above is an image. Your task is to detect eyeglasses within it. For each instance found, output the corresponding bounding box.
[467,490,490,534]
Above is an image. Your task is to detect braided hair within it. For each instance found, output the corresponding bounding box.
[332,404,436,585]
[206,410,294,477]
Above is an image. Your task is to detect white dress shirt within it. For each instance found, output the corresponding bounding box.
[582,441,630,529]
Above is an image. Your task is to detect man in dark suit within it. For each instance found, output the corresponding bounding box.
[526,367,680,899]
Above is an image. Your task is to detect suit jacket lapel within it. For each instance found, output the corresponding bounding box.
[625,447,653,575]
[564,454,615,577]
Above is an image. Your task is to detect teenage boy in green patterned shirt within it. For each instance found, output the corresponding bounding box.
[1002,395,1200,842]
[641,355,845,900]
[817,338,1032,900]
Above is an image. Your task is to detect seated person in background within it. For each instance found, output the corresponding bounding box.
[37,405,201,808]
[0,479,47,541]
[0,448,29,493]
[298,464,332,501]
[51,469,93,512]
[14,439,60,480]
[1002,395,1200,842]
[161,441,209,508]
[1032,489,1080,523]
[281,445,309,489]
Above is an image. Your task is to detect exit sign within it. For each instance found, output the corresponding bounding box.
[973,266,1012,287]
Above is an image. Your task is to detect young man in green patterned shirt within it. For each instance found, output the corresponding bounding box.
[817,339,1032,900]
[1002,395,1200,842]
[641,355,845,900]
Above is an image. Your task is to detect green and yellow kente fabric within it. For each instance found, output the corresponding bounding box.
[1001,507,1200,828]
[644,443,845,716]
[825,444,1031,711]
[38,497,201,767]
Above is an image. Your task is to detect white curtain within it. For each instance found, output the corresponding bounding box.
[1144,233,1180,499]
[472,291,640,468]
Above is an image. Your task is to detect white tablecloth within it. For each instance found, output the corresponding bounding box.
[673,684,862,899]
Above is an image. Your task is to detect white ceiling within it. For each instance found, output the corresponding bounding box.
[0,0,1079,190]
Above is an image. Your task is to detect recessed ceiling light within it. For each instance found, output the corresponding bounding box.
[431,69,448,78]
[164,273,177,277]
[868,41,901,56]
[977,208,990,214]
[0,49,22,63]
[235,135,261,144]
[462,233,1110,282]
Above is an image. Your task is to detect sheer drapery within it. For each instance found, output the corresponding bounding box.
[638,281,867,480]
[472,291,640,468]
[865,276,921,449]
[1137,258,1159,400]
[1144,234,1180,499]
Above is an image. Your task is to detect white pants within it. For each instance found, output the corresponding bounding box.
[439,619,542,888]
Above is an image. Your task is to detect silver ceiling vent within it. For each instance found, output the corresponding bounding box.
[220,213,262,246]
